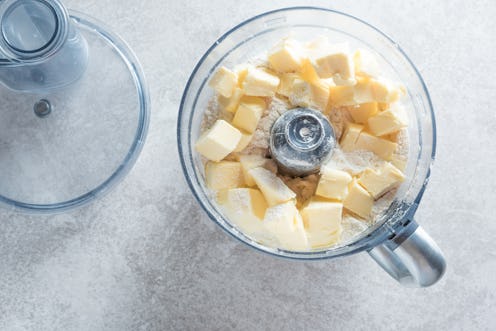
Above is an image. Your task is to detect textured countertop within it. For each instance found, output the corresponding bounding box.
[1,0,495,330]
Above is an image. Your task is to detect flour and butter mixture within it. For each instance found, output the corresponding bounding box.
[195,36,409,251]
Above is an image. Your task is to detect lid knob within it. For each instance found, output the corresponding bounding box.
[270,108,335,177]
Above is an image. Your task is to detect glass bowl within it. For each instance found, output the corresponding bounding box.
[178,7,444,286]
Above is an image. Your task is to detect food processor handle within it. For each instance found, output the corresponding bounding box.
[368,220,446,287]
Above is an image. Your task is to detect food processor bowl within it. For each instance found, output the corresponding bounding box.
[178,7,445,287]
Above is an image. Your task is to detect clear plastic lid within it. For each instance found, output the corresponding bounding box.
[0,12,149,212]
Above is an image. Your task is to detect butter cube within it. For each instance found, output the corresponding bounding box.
[209,66,237,98]
[353,49,380,77]
[370,78,403,103]
[379,103,390,111]
[232,96,266,133]
[316,167,352,200]
[249,167,296,206]
[195,120,242,161]
[301,199,343,248]
[358,163,405,199]
[233,131,253,152]
[330,76,401,107]
[312,43,355,83]
[277,73,299,97]
[288,78,311,108]
[300,58,321,85]
[353,76,375,104]
[311,228,342,249]
[278,73,330,111]
[242,66,280,97]
[205,161,244,190]
[268,39,303,73]
[328,85,355,106]
[355,132,397,160]
[235,66,249,86]
[329,77,377,106]
[239,155,277,187]
[347,102,379,124]
[263,201,309,251]
[367,106,408,136]
[218,188,268,236]
[309,81,331,111]
[218,87,244,113]
[340,123,363,151]
[343,180,374,218]
[305,38,351,86]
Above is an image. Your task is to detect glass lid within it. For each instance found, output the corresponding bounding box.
[0,11,150,212]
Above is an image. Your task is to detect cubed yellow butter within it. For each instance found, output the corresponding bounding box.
[277,73,299,97]
[355,132,397,160]
[329,85,355,106]
[218,88,244,113]
[205,161,244,190]
[321,77,336,86]
[358,163,405,199]
[347,102,379,124]
[263,201,309,251]
[300,58,321,85]
[330,77,400,106]
[239,155,277,187]
[236,66,249,86]
[249,167,296,206]
[301,199,343,248]
[311,228,342,249]
[218,188,268,236]
[370,78,404,103]
[367,106,408,136]
[379,103,389,111]
[209,66,237,98]
[288,78,311,108]
[353,76,375,104]
[309,81,331,111]
[232,96,266,133]
[195,120,242,161]
[316,167,352,200]
[233,131,253,152]
[305,38,351,87]
[312,43,355,83]
[268,39,303,73]
[340,123,364,151]
[343,180,374,218]
[242,66,280,97]
[353,49,380,77]
[328,77,374,106]
[277,72,330,111]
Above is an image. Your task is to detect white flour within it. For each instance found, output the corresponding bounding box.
[201,98,232,132]
[326,149,387,175]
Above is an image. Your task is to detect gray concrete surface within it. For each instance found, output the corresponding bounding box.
[1,0,495,330]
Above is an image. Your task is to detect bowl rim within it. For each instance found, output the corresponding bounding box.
[177,6,437,260]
